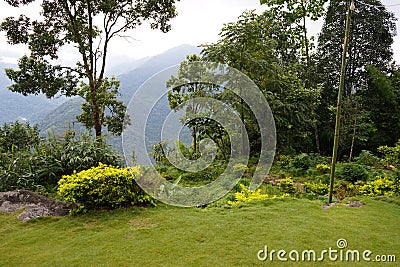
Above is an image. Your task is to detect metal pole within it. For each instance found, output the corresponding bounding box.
[328,0,355,203]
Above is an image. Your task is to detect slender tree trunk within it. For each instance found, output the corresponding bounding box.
[90,83,102,138]
[192,126,197,156]
[302,5,310,67]
[314,123,321,154]
[240,98,247,156]
[349,100,359,162]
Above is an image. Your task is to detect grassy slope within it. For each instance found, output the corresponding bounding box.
[0,198,399,266]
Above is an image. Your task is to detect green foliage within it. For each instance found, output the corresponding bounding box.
[227,184,288,206]
[362,66,400,148]
[201,10,321,154]
[336,163,369,183]
[378,140,400,166]
[359,175,399,197]
[0,0,178,137]
[303,181,329,195]
[0,121,39,152]
[289,153,312,171]
[316,163,330,174]
[278,177,297,194]
[354,150,382,168]
[76,77,129,135]
[58,163,154,212]
[276,154,292,167]
[0,125,123,192]
[316,0,397,156]
[233,163,247,173]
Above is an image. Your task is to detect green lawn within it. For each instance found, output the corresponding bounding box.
[0,198,399,266]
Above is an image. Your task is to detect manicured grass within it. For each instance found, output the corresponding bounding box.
[0,198,399,266]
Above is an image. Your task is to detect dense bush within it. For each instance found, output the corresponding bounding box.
[276,154,292,167]
[0,123,123,192]
[378,141,400,166]
[303,181,329,195]
[289,153,312,171]
[358,175,399,197]
[0,121,40,152]
[316,164,330,174]
[354,150,382,167]
[278,177,297,194]
[336,163,369,183]
[58,163,154,212]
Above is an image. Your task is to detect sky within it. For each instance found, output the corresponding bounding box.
[0,0,399,68]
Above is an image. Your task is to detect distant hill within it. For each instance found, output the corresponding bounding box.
[0,63,67,126]
[36,44,201,151]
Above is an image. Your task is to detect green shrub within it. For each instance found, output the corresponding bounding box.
[354,150,382,167]
[358,175,399,197]
[378,140,400,166]
[227,184,289,206]
[289,153,312,171]
[308,153,331,166]
[0,129,123,192]
[316,164,330,174]
[57,163,154,212]
[278,177,297,194]
[0,121,40,152]
[276,154,292,167]
[303,181,329,195]
[336,163,369,183]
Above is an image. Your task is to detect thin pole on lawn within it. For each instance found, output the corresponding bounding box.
[328,0,355,203]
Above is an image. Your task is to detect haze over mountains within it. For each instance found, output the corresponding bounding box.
[0,44,201,150]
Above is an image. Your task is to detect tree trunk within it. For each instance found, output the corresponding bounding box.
[314,124,321,154]
[302,5,310,67]
[349,100,359,162]
[90,83,102,138]
[192,126,197,156]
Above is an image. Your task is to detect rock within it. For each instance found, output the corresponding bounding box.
[0,190,70,222]
[344,200,364,208]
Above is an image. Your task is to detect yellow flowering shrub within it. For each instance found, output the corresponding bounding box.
[58,163,155,212]
[227,184,289,206]
[358,175,399,197]
[316,164,330,174]
[303,181,329,195]
[278,177,297,194]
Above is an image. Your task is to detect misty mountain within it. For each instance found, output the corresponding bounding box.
[0,62,67,126]
[36,44,201,151]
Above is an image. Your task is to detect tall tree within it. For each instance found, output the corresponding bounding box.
[0,0,179,137]
[361,65,400,148]
[166,54,219,157]
[260,0,328,66]
[202,10,320,154]
[259,1,327,153]
[317,0,396,98]
[316,0,397,154]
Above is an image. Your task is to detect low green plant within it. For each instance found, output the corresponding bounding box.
[354,150,382,167]
[378,140,400,166]
[303,181,329,195]
[227,184,288,206]
[336,163,369,183]
[57,163,154,213]
[289,153,312,171]
[278,177,297,194]
[276,154,292,167]
[316,164,330,174]
[0,127,123,192]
